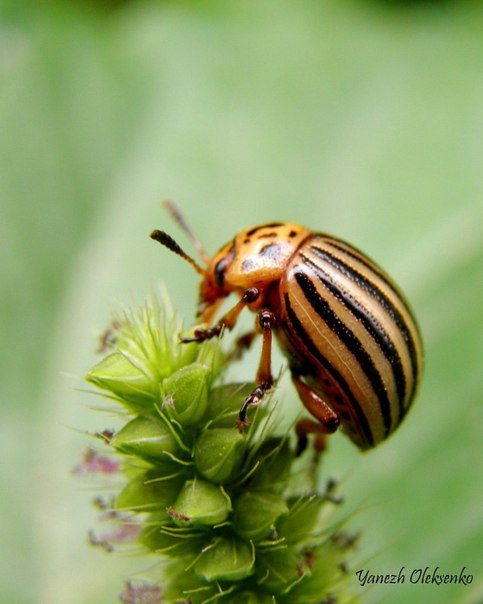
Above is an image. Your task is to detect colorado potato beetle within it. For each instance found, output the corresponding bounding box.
[151,202,423,451]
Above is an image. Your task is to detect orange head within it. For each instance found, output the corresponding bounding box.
[151,203,310,322]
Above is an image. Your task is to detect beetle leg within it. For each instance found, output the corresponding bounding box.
[182,287,260,343]
[292,372,340,454]
[295,419,331,455]
[237,309,275,429]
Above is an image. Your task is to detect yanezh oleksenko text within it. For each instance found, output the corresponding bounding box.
[355,566,473,586]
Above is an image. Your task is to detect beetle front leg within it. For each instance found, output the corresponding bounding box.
[181,287,260,343]
[237,309,275,429]
[181,323,224,343]
[292,372,340,454]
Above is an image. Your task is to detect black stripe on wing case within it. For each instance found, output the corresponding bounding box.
[301,253,407,418]
[294,271,392,435]
[284,293,375,447]
[309,243,420,400]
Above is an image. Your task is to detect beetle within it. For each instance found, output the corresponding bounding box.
[151,201,423,451]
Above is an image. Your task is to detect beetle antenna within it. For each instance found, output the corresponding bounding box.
[163,199,211,264]
[150,229,206,276]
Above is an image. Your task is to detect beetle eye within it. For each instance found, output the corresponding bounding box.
[214,258,227,287]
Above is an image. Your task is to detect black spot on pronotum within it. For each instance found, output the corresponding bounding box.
[214,257,227,287]
[260,243,283,262]
[246,223,284,237]
[241,258,255,272]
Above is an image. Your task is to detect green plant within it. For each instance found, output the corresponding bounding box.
[80,294,360,603]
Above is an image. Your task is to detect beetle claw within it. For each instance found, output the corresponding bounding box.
[180,324,223,343]
[236,416,251,433]
[238,382,272,429]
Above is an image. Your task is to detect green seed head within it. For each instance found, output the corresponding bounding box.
[81,293,360,603]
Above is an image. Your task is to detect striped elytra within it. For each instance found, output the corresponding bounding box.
[277,234,423,449]
[151,215,423,451]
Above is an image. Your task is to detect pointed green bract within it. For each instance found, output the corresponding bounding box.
[111,415,179,460]
[194,537,255,582]
[163,363,210,426]
[194,428,246,483]
[246,438,293,494]
[86,350,157,408]
[170,479,231,526]
[233,491,289,541]
[116,471,182,514]
[276,495,328,548]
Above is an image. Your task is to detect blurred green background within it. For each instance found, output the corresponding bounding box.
[1,0,482,602]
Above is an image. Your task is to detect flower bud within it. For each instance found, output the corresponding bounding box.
[248,437,293,493]
[277,495,326,546]
[255,548,300,592]
[194,537,254,582]
[282,544,350,602]
[162,363,210,426]
[169,478,231,527]
[233,491,289,541]
[140,516,204,558]
[194,428,246,483]
[110,415,179,461]
[86,351,155,409]
[116,472,181,514]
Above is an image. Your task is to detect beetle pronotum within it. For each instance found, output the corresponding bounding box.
[151,202,423,452]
